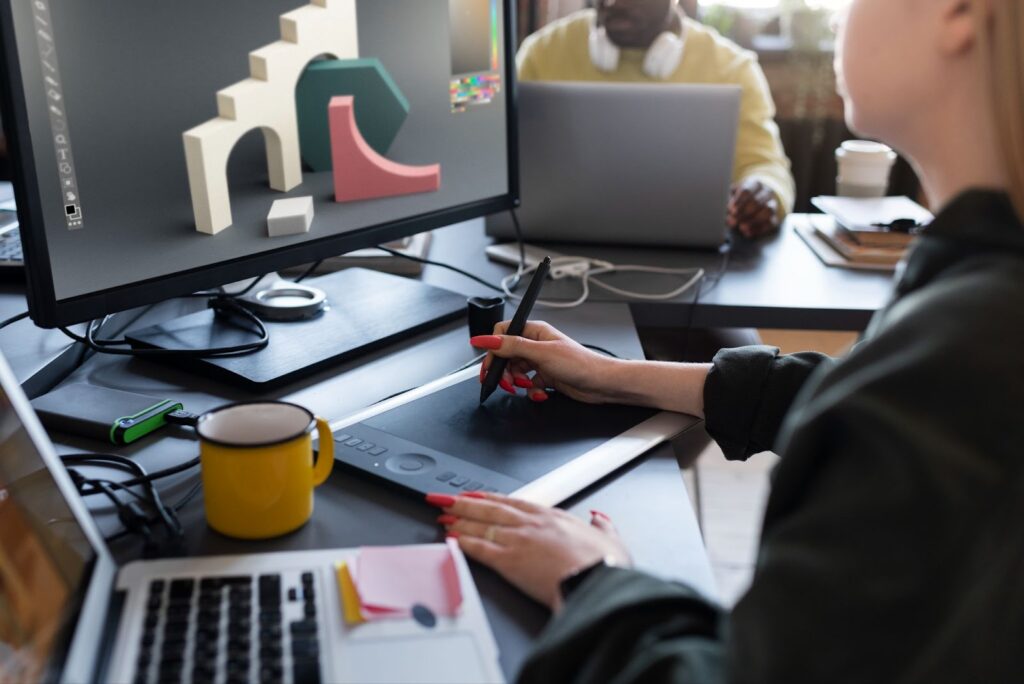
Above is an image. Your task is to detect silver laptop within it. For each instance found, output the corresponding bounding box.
[0,351,502,683]
[488,81,740,248]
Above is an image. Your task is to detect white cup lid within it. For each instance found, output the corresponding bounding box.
[837,140,897,164]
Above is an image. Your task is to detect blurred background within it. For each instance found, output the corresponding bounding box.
[515,0,920,211]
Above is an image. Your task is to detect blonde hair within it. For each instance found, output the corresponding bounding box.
[983,0,1024,221]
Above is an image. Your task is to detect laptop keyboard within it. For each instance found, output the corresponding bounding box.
[0,226,22,264]
[134,570,323,684]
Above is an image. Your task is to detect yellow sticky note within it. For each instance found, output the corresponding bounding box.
[336,561,366,625]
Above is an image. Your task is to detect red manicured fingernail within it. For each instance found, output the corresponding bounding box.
[499,378,516,394]
[514,376,533,389]
[479,365,486,383]
[426,493,457,508]
[461,491,487,499]
[590,509,611,521]
[470,335,503,350]
[437,514,458,525]
[446,532,460,539]
[530,390,549,402]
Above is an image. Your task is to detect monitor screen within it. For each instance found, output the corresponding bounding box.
[0,0,517,325]
[0,388,95,682]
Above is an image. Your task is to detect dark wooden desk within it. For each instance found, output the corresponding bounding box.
[0,291,715,680]
[424,214,895,331]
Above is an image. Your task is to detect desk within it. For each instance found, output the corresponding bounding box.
[0,290,716,680]
[425,214,895,331]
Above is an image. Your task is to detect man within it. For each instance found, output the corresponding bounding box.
[518,0,794,238]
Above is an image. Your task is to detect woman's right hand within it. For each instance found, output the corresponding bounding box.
[470,321,624,404]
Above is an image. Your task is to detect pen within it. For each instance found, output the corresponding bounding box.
[480,256,551,404]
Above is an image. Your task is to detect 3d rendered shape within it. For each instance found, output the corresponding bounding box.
[329,96,442,203]
[295,58,410,172]
[267,196,315,237]
[183,0,358,235]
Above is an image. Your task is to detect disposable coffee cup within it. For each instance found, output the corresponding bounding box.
[836,140,897,198]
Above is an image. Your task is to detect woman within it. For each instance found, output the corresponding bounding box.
[428,0,1024,680]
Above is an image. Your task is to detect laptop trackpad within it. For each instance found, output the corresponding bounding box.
[340,632,498,684]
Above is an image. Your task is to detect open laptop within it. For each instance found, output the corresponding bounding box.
[487,81,741,248]
[0,351,502,683]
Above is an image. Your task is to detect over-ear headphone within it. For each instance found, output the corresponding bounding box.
[589,16,686,80]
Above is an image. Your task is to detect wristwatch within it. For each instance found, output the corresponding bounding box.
[559,555,621,602]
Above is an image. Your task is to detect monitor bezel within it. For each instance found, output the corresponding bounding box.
[0,1,520,328]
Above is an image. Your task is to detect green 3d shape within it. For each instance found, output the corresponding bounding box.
[182,0,358,236]
[296,59,410,173]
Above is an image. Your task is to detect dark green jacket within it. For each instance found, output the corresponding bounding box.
[520,191,1024,683]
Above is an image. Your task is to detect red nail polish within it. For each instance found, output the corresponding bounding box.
[470,335,503,350]
[461,491,487,500]
[530,391,549,402]
[437,514,458,525]
[514,376,533,389]
[590,509,611,521]
[446,532,461,539]
[425,493,457,508]
[479,365,486,383]
[499,378,516,394]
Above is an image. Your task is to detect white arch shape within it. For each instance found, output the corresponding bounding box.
[183,0,359,235]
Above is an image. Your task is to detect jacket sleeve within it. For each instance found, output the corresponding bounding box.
[518,566,727,684]
[731,56,795,218]
[703,346,834,461]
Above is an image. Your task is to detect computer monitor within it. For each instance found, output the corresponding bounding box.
[0,0,518,328]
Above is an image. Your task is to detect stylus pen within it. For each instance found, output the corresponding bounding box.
[480,256,552,404]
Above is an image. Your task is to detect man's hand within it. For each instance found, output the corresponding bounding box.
[727,178,781,238]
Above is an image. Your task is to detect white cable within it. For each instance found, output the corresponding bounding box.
[501,256,705,309]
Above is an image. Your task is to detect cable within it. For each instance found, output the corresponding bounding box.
[0,310,28,330]
[500,256,705,309]
[183,274,268,300]
[582,344,620,359]
[375,245,505,293]
[680,242,732,361]
[58,298,269,359]
[293,260,324,283]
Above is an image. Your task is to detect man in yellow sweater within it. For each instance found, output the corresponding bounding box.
[518,0,794,237]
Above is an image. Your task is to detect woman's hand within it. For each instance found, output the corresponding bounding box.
[470,320,624,404]
[428,492,631,612]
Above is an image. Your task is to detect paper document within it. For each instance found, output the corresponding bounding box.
[812,195,933,231]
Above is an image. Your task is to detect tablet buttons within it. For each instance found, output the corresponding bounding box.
[436,471,456,482]
[384,453,435,474]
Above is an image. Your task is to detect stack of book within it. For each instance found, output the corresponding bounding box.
[796,196,933,271]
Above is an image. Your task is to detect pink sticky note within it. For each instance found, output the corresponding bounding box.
[354,540,463,619]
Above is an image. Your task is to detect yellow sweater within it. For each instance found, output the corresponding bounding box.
[517,10,795,215]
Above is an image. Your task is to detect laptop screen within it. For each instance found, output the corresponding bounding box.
[0,387,96,682]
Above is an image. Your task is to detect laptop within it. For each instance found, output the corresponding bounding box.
[0,351,503,683]
[487,81,741,248]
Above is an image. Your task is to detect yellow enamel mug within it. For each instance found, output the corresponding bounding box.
[196,402,334,539]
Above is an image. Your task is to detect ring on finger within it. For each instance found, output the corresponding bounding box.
[484,525,500,543]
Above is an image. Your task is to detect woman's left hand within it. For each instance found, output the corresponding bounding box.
[427,492,632,612]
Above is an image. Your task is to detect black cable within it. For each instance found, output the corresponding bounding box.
[293,260,324,283]
[508,208,528,291]
[183,274,267,300]
[61,453,201,489]
[375,245,505,293]
[0,310,28,330]
[58,298,269,359]
[680,243,732,361]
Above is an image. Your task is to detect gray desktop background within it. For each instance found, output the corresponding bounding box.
[11,0,509,299]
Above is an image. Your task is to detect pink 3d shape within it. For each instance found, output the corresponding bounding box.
[329,95,441,202]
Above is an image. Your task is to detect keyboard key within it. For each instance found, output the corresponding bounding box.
[287,587,298,602]
[149,580,166,595]
[436,471,456,482]
[449,476,470,487]
[289,619,318,636]
[259,624,282,641]
[147,595,162,611]
[303,601,316,617]
[259,644,283,660]
[301,572,314,587]
[199,577,224,591]
[141,630,156,647]
[292,659,322,684]
[368,446,387,456]
[168,579,194,600]
[258,610,282,625]
[144,613,159,629]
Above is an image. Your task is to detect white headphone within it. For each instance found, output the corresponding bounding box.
[589,15,686,80]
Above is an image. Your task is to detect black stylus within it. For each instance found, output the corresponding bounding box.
[480,256,552,404]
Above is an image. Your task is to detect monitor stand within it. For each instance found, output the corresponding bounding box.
[125,268,467,391]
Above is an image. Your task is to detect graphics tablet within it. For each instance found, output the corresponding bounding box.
[329,366,696,506]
